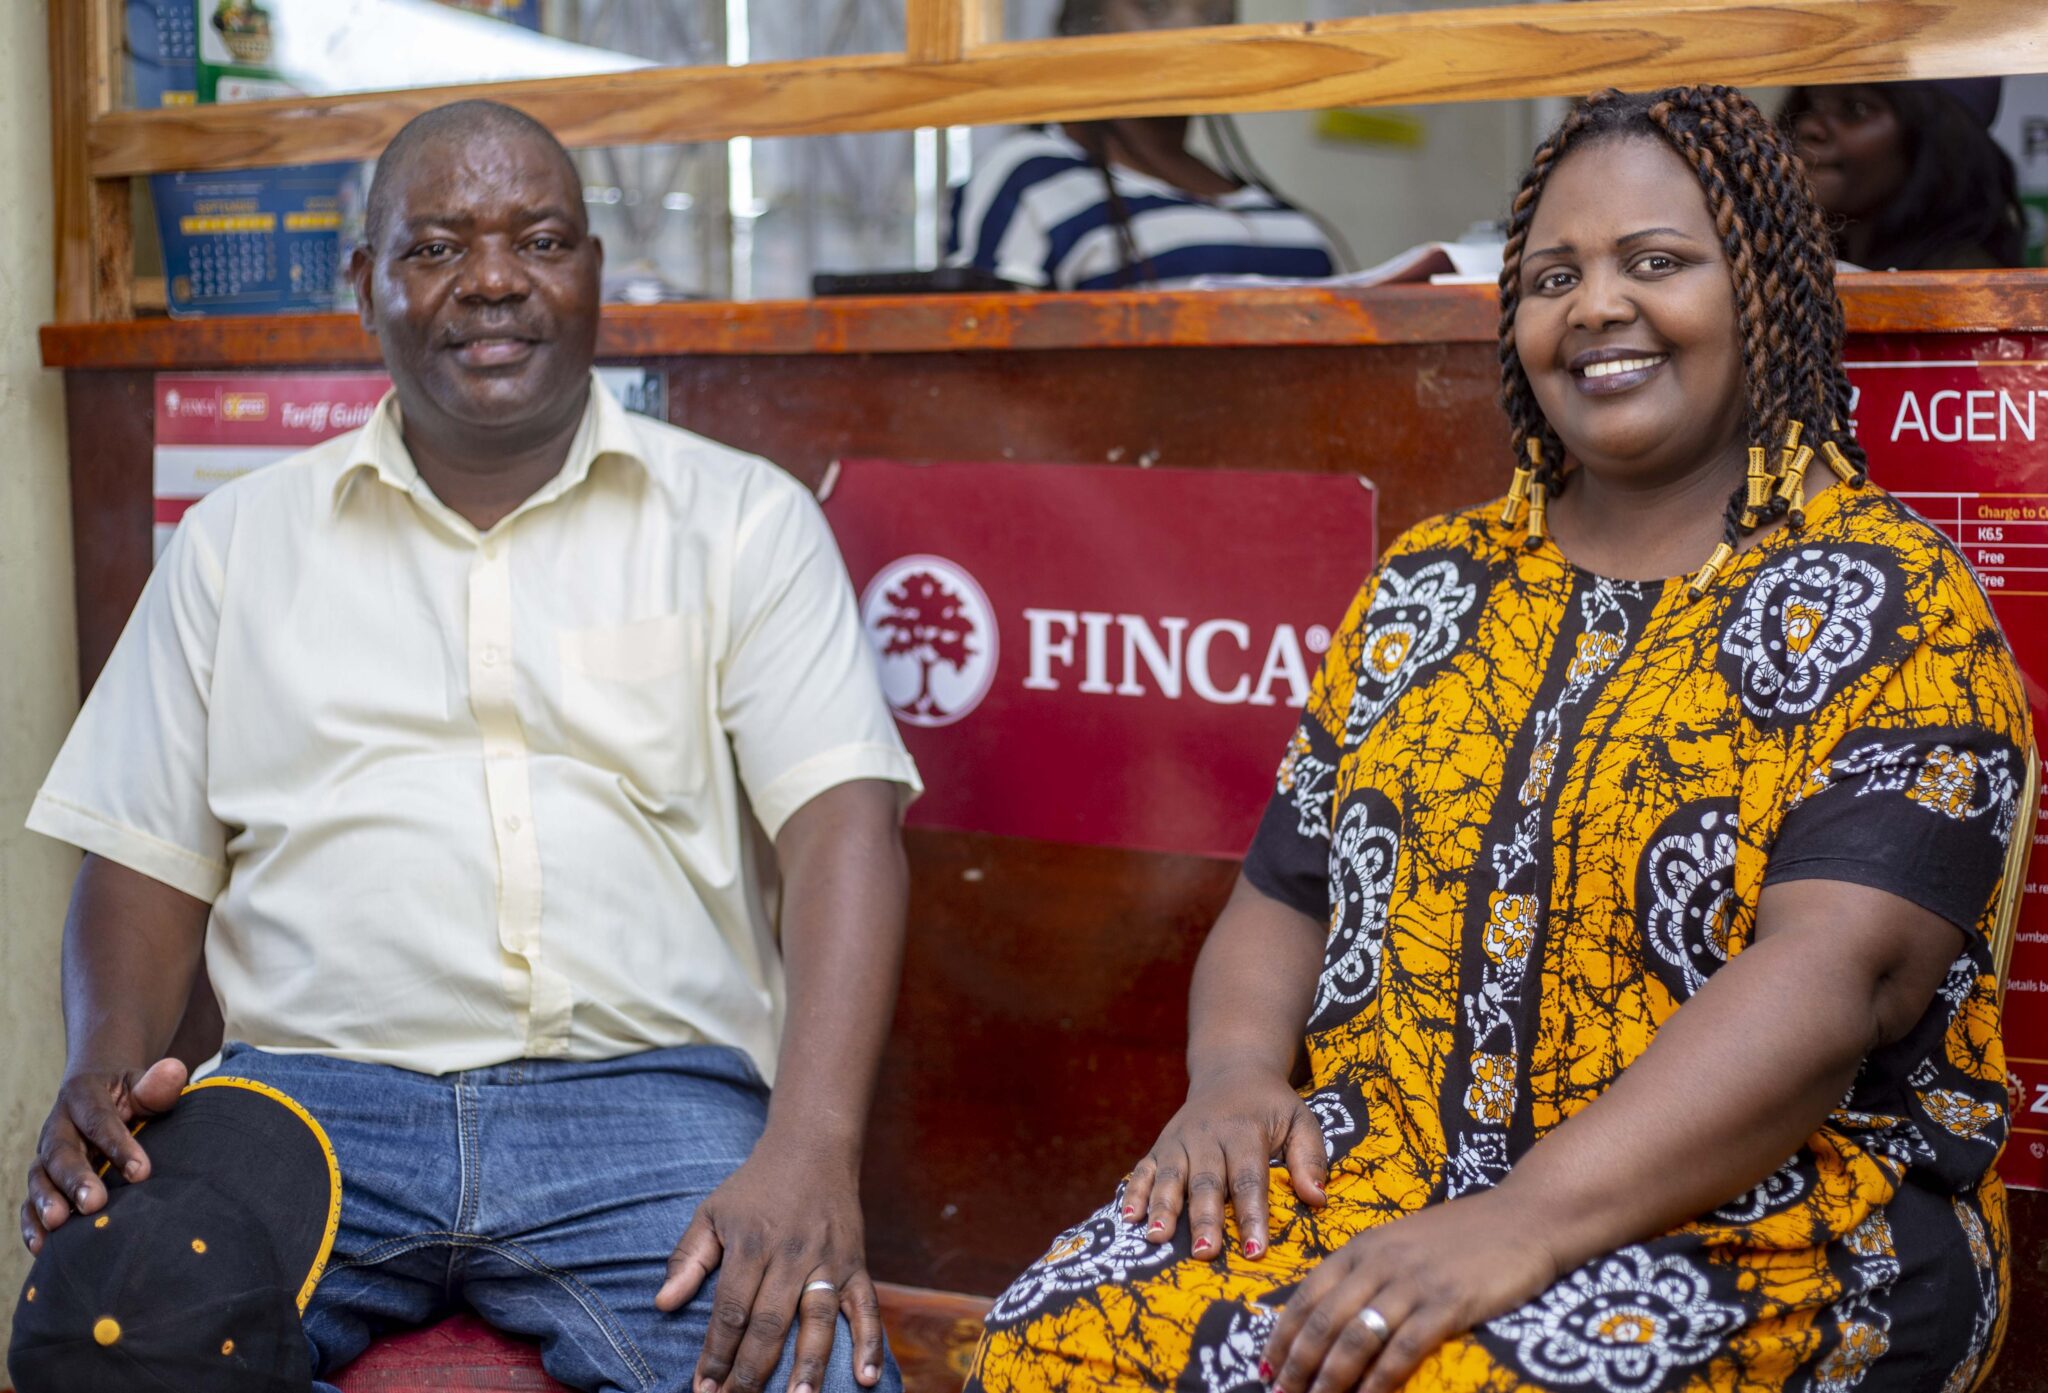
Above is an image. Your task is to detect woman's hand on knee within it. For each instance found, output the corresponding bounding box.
[1262,1190,1558,1393]
[1121,1063,1327,1263]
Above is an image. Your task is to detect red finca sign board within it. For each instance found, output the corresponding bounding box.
[823,459,1377,861]
[1848,336,2048,1193]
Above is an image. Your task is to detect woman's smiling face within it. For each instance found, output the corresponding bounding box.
[1513,135,1748,491]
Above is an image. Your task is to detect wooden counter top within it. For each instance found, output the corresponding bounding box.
[39,270,2048,370]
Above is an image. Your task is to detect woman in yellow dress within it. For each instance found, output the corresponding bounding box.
[966,86,2026,1393]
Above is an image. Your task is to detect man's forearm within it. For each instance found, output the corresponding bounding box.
[765,781,910,1160]
[61,854,210,1074]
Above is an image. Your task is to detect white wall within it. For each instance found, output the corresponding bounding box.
[0,0,81,1362]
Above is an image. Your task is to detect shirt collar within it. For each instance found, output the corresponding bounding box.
[330,371,650,520]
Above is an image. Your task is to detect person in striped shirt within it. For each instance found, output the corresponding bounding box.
[946,1,1341,291]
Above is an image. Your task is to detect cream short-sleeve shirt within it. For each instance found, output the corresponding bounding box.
[29,375,920,1081]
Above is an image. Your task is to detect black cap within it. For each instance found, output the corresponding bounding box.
[8,1078,341,1393]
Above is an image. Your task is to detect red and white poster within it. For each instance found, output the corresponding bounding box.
[1849,336,2048,1191]
[824,458,1376,861]
[153,369,666,554]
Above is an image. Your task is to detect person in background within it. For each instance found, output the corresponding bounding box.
[16,99,920,1393]
[945,0,1341,289]
[1782,78,2027,270]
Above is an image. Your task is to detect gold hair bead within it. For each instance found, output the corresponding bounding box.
[1822,440,1861,486]
[1776,444,1813,501]
[1745,445,1772,510]
[1780,419,1805,458]
[1524,484,1549,550]
[1687,542,1736,601]
[1740,507,1760,530]
[1501,466,1533,525]
[1778,444,1813,531]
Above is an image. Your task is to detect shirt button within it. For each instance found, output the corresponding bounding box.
[481,646,501,667]
[503,814,522,833]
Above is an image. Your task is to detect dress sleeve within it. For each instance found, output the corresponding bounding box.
[1240,573,1377,922]
[1765,551,2033,938]
[26,513,230,902]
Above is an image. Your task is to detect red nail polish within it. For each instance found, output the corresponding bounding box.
[1245,1239,1262,1258]
[1122,1209,1136,1222]
[1259,1362,1272,1381]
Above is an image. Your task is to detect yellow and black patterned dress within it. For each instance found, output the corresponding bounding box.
[968,482,2026,1393]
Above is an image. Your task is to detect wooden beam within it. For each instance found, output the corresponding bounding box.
[906,0,973,64]
[83,0,2048,178]
[91,0,133,321]
[48,0,91,321]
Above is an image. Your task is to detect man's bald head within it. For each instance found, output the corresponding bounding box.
[364,100,585,250]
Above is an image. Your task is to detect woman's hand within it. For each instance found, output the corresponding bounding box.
[1123,1062,1328,1261]
[1263,1189,1558,1393]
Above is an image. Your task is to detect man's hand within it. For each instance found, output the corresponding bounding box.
[657,1137,885,1393]
[20,1058,189,1254]
[1262,1189,1557,1393]
[1123,1062,1327,1261]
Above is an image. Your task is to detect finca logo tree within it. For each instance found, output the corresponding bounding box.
[876,569,975,718]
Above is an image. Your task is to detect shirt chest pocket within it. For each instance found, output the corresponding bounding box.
[556,614,710,799]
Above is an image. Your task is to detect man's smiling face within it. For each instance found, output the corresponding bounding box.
[353,123,602,444]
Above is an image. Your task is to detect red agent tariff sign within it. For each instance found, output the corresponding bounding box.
[824,460,1376,861]
[1849,336,2048,1191]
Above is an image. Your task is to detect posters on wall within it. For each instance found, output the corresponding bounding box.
[151,368,665,554]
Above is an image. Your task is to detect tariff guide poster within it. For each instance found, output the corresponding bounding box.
[1850,336,2048,1190]
[152,368,666,555]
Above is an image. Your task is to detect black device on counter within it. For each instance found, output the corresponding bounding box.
[812,267,1025,296]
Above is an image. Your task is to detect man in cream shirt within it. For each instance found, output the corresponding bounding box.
[17,101,919,1393]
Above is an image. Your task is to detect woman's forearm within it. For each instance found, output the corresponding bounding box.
[1496,877,1964,1274]
[1185,875,1326,1083]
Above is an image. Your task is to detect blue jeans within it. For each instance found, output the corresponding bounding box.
[209,1042,900,1393]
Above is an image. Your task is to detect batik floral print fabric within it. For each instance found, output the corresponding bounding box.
[967,484,2027,1393]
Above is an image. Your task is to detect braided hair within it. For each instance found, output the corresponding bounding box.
[1495,86,1866,596]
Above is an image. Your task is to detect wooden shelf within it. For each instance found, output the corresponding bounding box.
[81,2,2048,178]
[39,271,2048,371]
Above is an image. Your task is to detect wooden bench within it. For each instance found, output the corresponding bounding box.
[325,1285,990,1393]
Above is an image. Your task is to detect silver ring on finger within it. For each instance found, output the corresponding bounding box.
[804,1280,837,1296]
[1356,1305,1391,1343]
